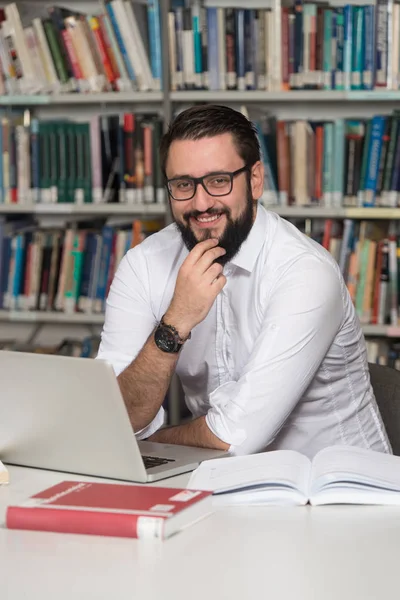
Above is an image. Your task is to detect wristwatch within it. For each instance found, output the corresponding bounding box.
[154,317,191,353]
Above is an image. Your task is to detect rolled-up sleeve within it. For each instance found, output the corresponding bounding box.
[205,256,345,455]
[96,249,165,438]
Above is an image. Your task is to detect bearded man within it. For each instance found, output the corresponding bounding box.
[97,104,391,459]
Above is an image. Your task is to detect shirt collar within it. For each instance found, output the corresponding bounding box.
[229,202,267,273]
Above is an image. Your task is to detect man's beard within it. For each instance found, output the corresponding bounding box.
[174,189,255,267]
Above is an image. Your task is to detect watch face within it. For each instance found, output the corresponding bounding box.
[154,326,179,353]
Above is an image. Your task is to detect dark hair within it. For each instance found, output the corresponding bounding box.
[159,104,261,176]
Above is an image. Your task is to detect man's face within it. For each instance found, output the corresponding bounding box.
[165,133,264,264]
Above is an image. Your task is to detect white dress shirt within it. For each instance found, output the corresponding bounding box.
[97,203,391,458]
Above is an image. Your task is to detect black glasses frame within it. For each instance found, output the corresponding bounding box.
[166,165,250,201]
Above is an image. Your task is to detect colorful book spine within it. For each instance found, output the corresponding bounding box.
[351,6,363,90]
[363,5,375,90]
[147,0,162,90]
[364,115,386,207]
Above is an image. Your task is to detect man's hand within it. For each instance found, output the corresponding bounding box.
[164,238,227,337]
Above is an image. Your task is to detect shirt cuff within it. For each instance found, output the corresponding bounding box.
[206,381,248,448]
[135,406,165,440]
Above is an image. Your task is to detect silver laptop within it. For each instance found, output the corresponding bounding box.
[0,350,227,482]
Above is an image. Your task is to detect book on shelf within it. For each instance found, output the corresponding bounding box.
[252,110,400,210]
[0,458,8,484]
[168,1,400,93]
[188,445,400,507]
[6,480,212,540]
[1,211,400,329]
[287,217,400,329]
[0,0,161,95]
[0,217,163,315]
[0,110,165,207]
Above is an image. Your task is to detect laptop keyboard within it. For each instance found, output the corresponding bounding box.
[142,455,176,470]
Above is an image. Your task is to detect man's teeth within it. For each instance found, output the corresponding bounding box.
[196,214,221,223]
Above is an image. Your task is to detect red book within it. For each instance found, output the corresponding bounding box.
[6,481,213,540]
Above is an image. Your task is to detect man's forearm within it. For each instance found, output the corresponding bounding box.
[147,416,230,451]
[117,331,179,432]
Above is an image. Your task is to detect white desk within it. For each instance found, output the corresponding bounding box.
[1,465,400,600]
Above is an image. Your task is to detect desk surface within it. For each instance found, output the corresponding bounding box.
[1,465,400,600]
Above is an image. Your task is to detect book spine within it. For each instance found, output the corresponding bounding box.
[200,6,208,89]
[235,9,245,91]
[207,8,219,91]
[174,7,184,90]
[363,5,375,90]
[376,117,391,203]
[32,18,60,92]
[225,7,236,90]
[343,5,352,91]
[382,115,400,205]
[99,11,130,91]
[88,16,116,89]
[334,8,344,90]
[323,122,334,206]
[191,2,203,89]
[333,119,345,207]
[323,9,332,90]
[244,9,255,90]
[294,0,303,89]
[374,0,391,88]
[364,115,386,207]
[351,6,363,90]
[47,6,77,90]
[43,20,69,87]
[122,0,153,91]
[182,7,195,89]
[217,8,226,91]
[94,225,114,313]
[105,1,136,84]
[6,506,166,540]
[281,7,289,91]
[357,120,371,206]
[147,0,162,90]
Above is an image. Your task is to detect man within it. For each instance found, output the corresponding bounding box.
[97,104,391,458]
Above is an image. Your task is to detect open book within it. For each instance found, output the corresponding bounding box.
[188,446,400,506]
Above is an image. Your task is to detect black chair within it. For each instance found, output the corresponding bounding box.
[368,362,400,456]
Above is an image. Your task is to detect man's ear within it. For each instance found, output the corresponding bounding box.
[250,161,264,200]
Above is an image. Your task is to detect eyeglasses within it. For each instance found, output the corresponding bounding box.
[166,165,250,201]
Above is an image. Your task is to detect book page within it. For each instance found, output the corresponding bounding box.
[188,450,311,506]
[309,445,400,505]
[0,459,9,484]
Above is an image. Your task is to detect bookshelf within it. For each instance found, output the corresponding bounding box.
[2,202,400,220]
[0,0,400,418]
[2,90,400,105]
[0,310,104,324]
[0,203,167,215]
[170,91,400,102]
[0,309,397,337]
[0,92,164,105]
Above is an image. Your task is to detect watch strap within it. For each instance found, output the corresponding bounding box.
[160,317,191,344]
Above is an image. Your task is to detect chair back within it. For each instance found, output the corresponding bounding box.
[368,362,400,456]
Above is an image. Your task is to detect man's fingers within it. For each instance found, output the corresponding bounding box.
[196,247,226,274]
[184,238,219,266]
[211,274,227,291]
[205,261,224,283]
